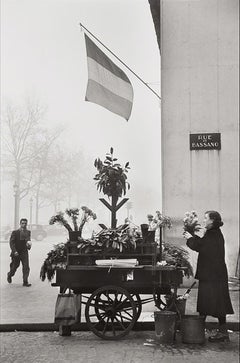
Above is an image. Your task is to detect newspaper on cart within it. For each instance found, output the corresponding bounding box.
[95,258,138,267]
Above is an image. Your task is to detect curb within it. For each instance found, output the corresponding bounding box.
[0,321,239,332]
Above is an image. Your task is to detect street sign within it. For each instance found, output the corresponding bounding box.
[190,133,221,150]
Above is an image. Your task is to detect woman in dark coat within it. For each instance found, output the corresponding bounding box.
[183,210,234,342]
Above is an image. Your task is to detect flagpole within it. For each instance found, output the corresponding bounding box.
[79,23,161,100]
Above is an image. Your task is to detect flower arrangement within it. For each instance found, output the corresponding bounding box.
[49,206,97,236]
[162,242,193,278]
[147,211,172,230]
[40,243,67,281]
[183,210,201,235]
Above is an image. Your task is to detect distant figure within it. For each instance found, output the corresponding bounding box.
[184,210,234,342]
[7,218,32,287]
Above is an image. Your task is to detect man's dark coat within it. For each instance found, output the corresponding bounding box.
[10,229,31,255]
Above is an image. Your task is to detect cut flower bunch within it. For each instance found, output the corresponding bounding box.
[147,211,172,230]
[183,210,202,235]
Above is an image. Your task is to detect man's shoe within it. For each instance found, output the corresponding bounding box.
[7,273,12,283]
[23,282,31,287]
[208,332,230,342]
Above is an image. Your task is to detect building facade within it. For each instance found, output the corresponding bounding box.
[161,0,239,276]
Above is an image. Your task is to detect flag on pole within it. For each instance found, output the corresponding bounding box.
[84,34,134,121]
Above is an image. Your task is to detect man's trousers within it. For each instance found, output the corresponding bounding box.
[8,250,30,283]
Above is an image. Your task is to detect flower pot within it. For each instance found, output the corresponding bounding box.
[68,241,79,254]
[141,224,155,243]
[145,231,155,243]
[140,224,149,240]
[68,231,81,242]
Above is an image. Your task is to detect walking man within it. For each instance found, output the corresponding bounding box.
[7,218,32,287]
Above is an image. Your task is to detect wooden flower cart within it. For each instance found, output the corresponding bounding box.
[52,235,185,340]
[50,149,187,339]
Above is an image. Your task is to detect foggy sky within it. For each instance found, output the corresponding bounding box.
[1,0,161,229]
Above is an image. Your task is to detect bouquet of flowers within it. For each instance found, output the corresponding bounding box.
[49,206,97,235]
[147,211,172,230]
[183,211,201,235]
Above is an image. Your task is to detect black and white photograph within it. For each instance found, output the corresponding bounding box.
[0,0,239,362]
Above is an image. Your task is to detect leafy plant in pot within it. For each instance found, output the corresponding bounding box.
[49,207,97,250]
[94,147,130,228]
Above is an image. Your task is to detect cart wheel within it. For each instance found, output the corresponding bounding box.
[85,285,137,340]
[130,294,142,323]
[94,293,142,324]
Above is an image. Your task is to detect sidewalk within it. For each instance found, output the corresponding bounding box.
[0,281,239,328]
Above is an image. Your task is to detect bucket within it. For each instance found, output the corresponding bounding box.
[154,310,176,344]
[166,297,186,330]
[181,315,205,344]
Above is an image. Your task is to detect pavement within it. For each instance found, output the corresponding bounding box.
[1,330,239,363]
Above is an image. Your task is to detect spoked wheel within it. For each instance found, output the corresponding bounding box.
[130,294,142,323]
[94,293,142,325]
[85,285,137,340]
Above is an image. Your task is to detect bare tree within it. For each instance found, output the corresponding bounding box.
[2,99,62,226]
[29,129,64,223]
[39,147,92,215]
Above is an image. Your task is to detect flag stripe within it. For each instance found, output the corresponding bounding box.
[85,79,133,120]
[85,34,131,84]
[87,57,133,101]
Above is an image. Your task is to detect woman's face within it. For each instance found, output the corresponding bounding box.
[203,213,213,229]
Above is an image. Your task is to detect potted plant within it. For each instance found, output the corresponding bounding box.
[49,207,96,237]
[140,211,171,255]
[78,224,138,255]
[49,207,97,252]
[94,147,130,228]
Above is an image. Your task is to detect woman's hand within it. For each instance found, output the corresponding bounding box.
[183,231,192,240]
[194,227,206,238]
